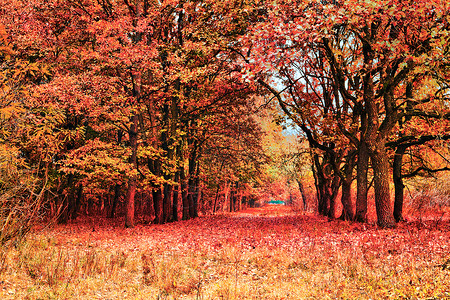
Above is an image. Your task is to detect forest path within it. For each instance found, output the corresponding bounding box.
[9,205,449,299]
[31,204,449,256]
[232,204,300,217]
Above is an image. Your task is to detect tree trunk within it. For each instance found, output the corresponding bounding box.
[180,166,190,220]
[371,149,396,228]
[163,183,172,223]
[187,140,199,218]
[393,84,412,223]
[193,161,201,217]
[125,179,136,228]
[356,141,369,222]
[328,173,340,219]
[313,155,329,216]
[296,179,308,211]
[213,183,221,214]
[340,178,353,221]
[393,145,407,222]
[172,170,180,221]
[188,183,195,217]
[152,186,163,224]
[125,52,141,228]
[327,184,336,218]
[223,180,230,212]
[230,188,235,212]
[340,153,356,221]
[125,114,139,228]
[109,184,120,218]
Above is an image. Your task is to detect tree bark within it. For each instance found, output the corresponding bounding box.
[180,165,190,220]
[163,183,172,223]
[329,173,340,219]
[187,137,199,218]
[393,145,407,222]
[313,155,329,216]
[125,114,138,228]
[149,159,164,224]
[340,154,355,221]
[340,178,353,220]
[356,141,369,222]
[125,179,136,228]
[296,179,308,211]
[152,185,163,224]
[172,170,180,221]
[393,83,412,223]
[371,148,396,228]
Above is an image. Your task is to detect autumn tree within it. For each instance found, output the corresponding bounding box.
[0,20,55,242]
[248,0,450,227]
[2,0,265,227]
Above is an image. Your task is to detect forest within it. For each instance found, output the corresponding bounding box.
[1,0,449,299]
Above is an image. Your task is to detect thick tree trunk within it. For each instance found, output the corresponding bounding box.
[319,185,330,216]
[340,153,356,221]
[313,155,329,216]
[340,153,355,221]
[393,145,407,222]
[328,173,340,219]
[313,153,340,218]
[319,183,331,217]
[125,55,141,228]
[328,184,337,218]
[356,141,369,222]
[125,114,139,228]
[371,149,396,228]
[340,178,353,220]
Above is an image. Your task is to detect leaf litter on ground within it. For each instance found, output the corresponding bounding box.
[1,205,449,299]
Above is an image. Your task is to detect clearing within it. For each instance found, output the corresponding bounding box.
[1,205,449,299]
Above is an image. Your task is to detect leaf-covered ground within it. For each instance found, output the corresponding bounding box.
[1,205,449,299]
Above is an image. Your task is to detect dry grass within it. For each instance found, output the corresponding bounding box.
[1,206,449,299]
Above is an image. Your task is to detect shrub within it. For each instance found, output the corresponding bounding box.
[0,147,47,247]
